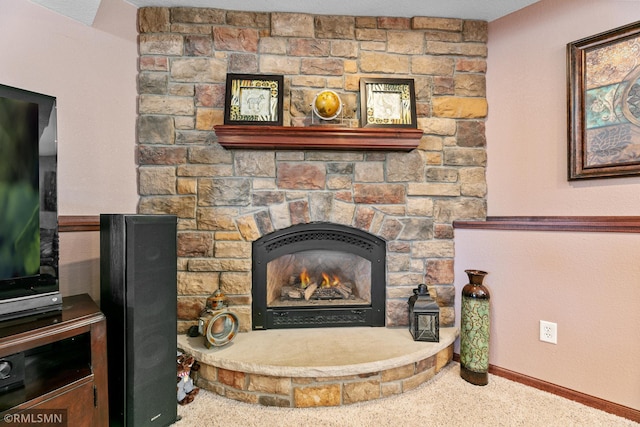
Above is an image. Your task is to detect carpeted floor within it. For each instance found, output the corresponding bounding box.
[174,362,638,426]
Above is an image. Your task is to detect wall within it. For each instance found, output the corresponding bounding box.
[454,0,640,411]
[4,0,637,412]
[135,7,489,332]
[0,0,139,300]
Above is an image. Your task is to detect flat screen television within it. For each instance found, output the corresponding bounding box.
[0,83,62,321]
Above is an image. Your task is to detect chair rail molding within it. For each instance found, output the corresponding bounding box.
[453,216,640,233]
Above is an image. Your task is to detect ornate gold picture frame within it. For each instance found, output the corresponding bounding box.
[568,21,640,180]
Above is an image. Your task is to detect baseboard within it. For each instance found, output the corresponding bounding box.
[453,353,640,423]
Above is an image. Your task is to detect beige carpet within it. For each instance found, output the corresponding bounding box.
[174,362,638,427]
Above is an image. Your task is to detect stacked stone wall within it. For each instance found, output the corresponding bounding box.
[136,7,488,332]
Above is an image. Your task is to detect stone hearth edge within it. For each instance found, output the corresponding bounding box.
[178,327,457,407]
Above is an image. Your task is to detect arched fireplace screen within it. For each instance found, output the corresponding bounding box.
[252,223,386,329]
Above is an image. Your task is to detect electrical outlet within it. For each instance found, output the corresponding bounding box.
[539,320,557,344]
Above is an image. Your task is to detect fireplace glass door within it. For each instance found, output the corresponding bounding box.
[252,223,386,330]
[267,249,371,309]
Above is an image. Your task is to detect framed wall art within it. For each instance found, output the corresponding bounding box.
[224,74,284,126]
[359,78,417,128]
[568,21,640,180]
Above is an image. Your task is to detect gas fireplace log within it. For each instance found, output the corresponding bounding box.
[335,284,352,299]
[282,286,303,299]
[304,283,318,300]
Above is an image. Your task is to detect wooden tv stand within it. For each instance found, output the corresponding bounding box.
[0,294,108,426]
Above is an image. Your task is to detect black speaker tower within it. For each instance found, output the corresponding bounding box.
[100,214,178,426]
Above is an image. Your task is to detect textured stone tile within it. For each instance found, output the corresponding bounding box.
[170,58,227,83]
[434,198,486,222]
[214,241,251,258]
[293,384,341,407]
[195,363,217,382]
[258,395,291,407]
[178,271,218,295]
[343,380,380,403]
[139,95,194,115]
[139,34,183,55]
[426,41,487,57]
[381,381,402,397]
[218,369,246,389]
[226,11,270,28]
[360,51,410,73]
[248,374,291,395]
[288,39,330,56]
[214,27,259,52]
[289,199,311,224]
[436,344,454,372]
[402,367,435,391]
[425,259,454,285]
[388,31,424,54]
[353,184,405,204]
[138,166,176,195]
[138,195,196,218]
[463,20,488,42]
[236,215,261,241]
[416,355,436,373]
[225,388,259,404]
[381,364,414,382]
[412,17,462,31]
[219,271,251,295]
[377,17,410,30]
[138,7,170,33]
[277,162,326,190]
[271,13,314,37]
[177,296,204,319]
[314,15,355,39]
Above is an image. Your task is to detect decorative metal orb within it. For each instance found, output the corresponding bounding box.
[312,90,342,120]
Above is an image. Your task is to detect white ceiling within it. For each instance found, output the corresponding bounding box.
[30,0,102,25]
[30,0,540,26]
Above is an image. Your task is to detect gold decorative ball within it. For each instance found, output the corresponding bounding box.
[313,90,342,120]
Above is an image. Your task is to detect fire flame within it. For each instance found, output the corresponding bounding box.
[300,269,342,288]
[300,268,311,288]
[320,272,341,288]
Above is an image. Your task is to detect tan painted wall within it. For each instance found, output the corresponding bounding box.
[454,0,640,410]
[0,0,139,300]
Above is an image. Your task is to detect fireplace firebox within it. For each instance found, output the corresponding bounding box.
[252,223,386,329]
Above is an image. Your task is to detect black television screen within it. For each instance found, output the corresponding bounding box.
[0,83,61,320]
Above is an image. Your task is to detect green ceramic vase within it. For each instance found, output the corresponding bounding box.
[460,269,490,386]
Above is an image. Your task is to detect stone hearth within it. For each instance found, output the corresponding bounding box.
[179,327,457,407]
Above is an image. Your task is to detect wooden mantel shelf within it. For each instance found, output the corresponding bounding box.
[214,125,423,151]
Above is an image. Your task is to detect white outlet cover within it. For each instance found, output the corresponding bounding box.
[540,320,557,344]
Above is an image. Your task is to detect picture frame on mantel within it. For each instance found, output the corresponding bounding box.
[567,21,640,180]
[224,73,284,126]
[359,78,417,129]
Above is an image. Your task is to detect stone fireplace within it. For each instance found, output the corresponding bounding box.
[252,222,386,329]
[135,7,488,334]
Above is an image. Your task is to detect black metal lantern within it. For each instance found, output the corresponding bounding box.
[408,284,440,342]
